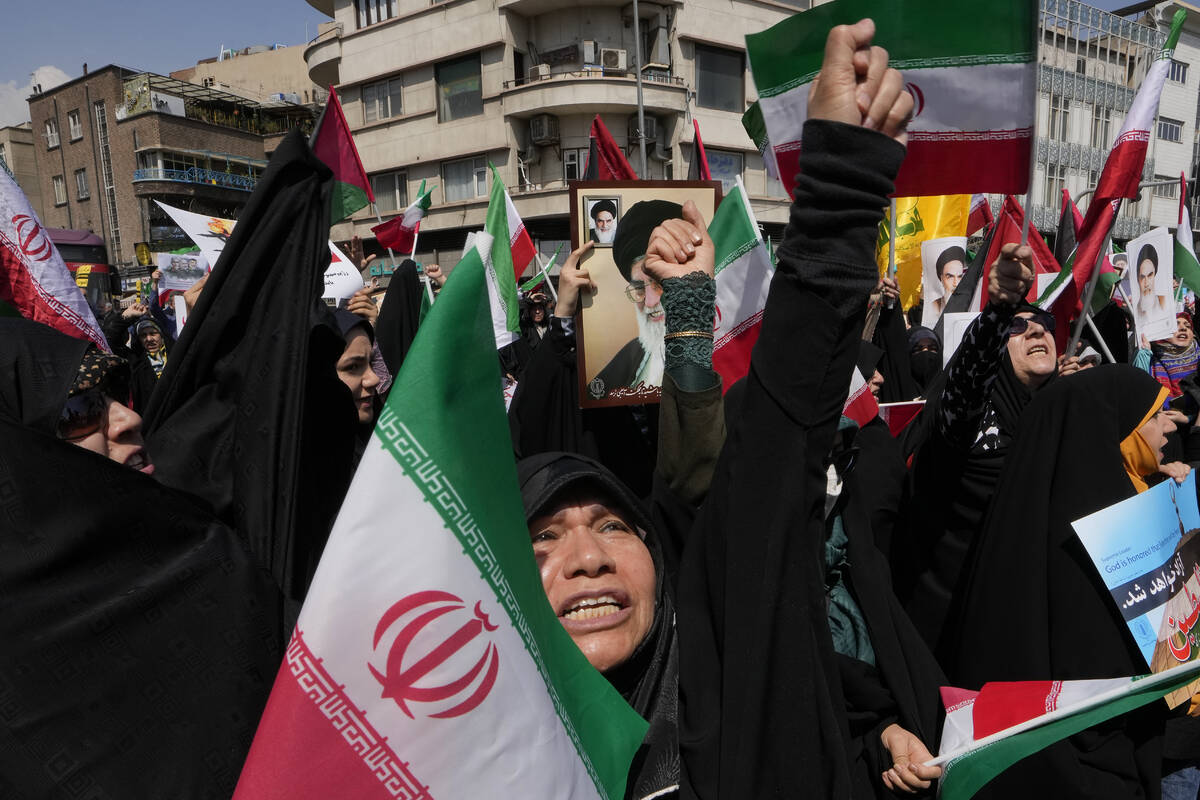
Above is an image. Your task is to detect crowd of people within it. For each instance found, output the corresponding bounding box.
[3,17,1200,800]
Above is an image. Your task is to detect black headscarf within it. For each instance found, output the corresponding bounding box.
[907,325,941,394]
[0,318,283,797]
[373,259,423,377]
[517,452,678,800]
[613,200,683,282]
[950,365,1168,798]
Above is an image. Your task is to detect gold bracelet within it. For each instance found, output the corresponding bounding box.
[664,330,714,340]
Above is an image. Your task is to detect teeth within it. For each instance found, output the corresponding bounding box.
[563,596,621,620]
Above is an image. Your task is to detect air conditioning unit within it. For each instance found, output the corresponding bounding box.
[527,63,551,81]
[601,48,627,72]
[530,113,560,145]
[628,115,659,144]
[581,40,599,64]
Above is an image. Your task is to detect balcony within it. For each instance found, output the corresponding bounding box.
[304,0,334,16]
[133,167,257,192]
[501,69,687,119]
[305,22,343,87]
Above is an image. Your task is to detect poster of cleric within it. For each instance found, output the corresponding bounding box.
[569,180,721,407]
[1073,472,1200,708]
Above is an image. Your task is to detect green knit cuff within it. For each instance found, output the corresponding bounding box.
[662,271,716,371]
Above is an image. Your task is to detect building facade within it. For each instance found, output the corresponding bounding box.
[0,123,46,220]
[171,43,327,107]
[27,65,314,269]
[303,0,805,272]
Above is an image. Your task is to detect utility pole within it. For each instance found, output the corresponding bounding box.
[631,0,648,176]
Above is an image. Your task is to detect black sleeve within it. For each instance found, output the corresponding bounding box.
[507,316,581,458]
[936,303,1014,449]
[677,120,905,800]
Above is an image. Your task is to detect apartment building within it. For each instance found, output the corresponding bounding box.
[303,0,806,271]
[0,123,45,219]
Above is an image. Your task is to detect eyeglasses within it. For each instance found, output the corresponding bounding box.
[57,383,132,441]
[1007,312,1056,337]
[624,279,661,304]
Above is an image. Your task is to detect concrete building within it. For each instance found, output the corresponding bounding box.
[171,43,327,106]
[27,65,315,268]
[0,123,46,219]
[302,0,804,272]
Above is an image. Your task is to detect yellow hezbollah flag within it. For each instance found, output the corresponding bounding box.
[876,195,969,309]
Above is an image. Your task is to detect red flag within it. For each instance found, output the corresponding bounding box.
[978,195,1060,308]
[583,116,638,181]
[967,194,994,236]
[311,86,374,220]
[689,118,712,181]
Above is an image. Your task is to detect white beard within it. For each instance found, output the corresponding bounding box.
[594,226,615,244]
[634,307,666,388]
[1138,293,1159,317]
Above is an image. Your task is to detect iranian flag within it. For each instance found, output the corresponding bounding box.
[0,166,107,349]
[493,166,538,280]
[371,179,433,254]
[233,229,647,799]
[742,102,779,180]
[746,0,1036,198]
[967,194,994,236]
[931,660,1200,800]
[843,367,879,427]
[311,86,374,221]
[484,168,522,347]
[709,177,772,390]
[1175,173,1200,296]
[1063,10,1185,315]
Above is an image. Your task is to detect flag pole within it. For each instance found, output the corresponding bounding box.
[370,203,401,273]
[1067,231,1113,355]
[409,224,435,305]
[885,198,898,309]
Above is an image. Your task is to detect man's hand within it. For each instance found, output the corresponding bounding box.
[876,274,900,303]
[1058,354,1084,376]
[348,235,378,271]
[122,301,149,320]
[988,243,1034,306]
[424,264,446,288]
[807,19,913,145]
[880,724,942,794]
[1160,461,1192,484]
[555,242,597,318]
[641,201,715,282]
[151,269,163,287]
[183,274,208,315]
[345,287,379,326]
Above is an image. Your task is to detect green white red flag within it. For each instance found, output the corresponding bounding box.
[1063,10,1185,315]
[233,230,647,800]
[741,102,778,180]
[484,167,522,343]
[709,177,772,390]
[1175,173,1200,296]
[496,169,537,280]
[311,86,374,221]
[0,166,107,349]
[932,660,1200,800]
[371,180,433,254]
[745,0,1037,198]
[967,195,993,237]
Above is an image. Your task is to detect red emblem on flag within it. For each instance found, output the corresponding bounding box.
[13,214,53,261]
[368,590,500,720]
[904,83,926,119]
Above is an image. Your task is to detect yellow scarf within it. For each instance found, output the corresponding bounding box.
[1119,387,1169,493]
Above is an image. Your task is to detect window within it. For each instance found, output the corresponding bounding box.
[74,168,89,200]
[1169,59,1189,84]
[696,44,744,112]
[436,55,483,122]
[44,118,59,148]
[371,170,407,213]
[0,144,6,169]
[705,148,744,192]
[52,175,66,205]
[67,109,82,140]
[363,78,403,123]
[563,147,588,182]
[356,0,396,29]
[1048,94,1069,141]
[1043,164,1067,209]
[1158,116,1184,143]
[443,156,487,202]
[1152,174,1178,199]
[1075,57,1087,75]
[1090,106,1111,149]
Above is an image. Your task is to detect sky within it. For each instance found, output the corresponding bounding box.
[1,0,330,128]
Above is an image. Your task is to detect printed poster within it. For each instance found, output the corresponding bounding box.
[1073,472,1200,708]
[1125,227,1176,344]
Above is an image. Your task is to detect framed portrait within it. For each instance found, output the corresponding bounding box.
[569,180,722,408]
[585,196,621,247]
[919,236,968,328]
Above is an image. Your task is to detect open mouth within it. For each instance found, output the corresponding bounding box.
[1027,344,1049,357]
[126,452,155,475]
[560,594,626,621]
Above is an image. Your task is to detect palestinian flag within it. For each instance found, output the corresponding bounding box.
[311,86,374,221]
[1064,10,1185,316]
[371,179,433,254]
[583,116,638,181]
[1176,174,1200,296]
[933,660,1200,800]
[484,168,522,345]
[710,178,772,391]
[746,0,1036,198]
[688,118,713,181]
[233,229,647,799]
[0,165,107,349]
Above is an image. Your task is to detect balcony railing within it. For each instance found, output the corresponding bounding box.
[502,69,685,91]
[133,167,257,192]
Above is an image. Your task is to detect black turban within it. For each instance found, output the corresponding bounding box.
[934,245,966,279]
[612,199,683,282]
[589,198,617,221]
